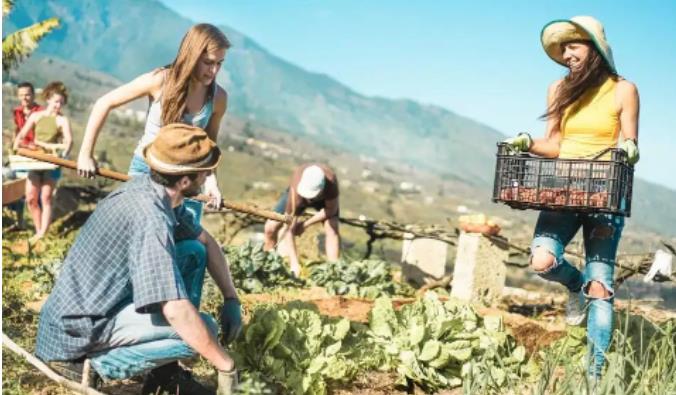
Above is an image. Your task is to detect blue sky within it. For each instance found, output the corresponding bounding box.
[161,0,676,190]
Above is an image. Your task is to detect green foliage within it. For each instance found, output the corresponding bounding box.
[2,0,14,15]
[231,301,378,395]
[234,371,275,395]
[31,259,64,294]
[225,241,305,293]
[308,259,415,299]
[542,325,588,365]
[534,315,676,395]
[2,0,60,70]
[367,293,529,392]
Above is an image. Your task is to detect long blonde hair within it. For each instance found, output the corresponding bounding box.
[161,23,230,126]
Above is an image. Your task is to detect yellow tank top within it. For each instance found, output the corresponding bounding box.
[559,77,620,159]
[34,115,62,144]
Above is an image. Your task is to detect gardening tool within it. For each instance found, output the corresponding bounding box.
[15,148,291,223]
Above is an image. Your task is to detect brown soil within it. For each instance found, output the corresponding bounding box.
[477,306,566,355]
[9,238,31,255]
[332,371,465,395]
[331,371,406,395]
[241,287,376,323]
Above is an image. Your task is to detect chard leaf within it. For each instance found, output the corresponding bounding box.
[512,345,526,363]
[369,297,397,338]
[324,341,342,356]
[483,315,503,331]
[449,347,473,361]
[418,340,442,361]
[332,318,350,340]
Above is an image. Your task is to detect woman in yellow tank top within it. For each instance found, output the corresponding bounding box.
[13,81,73,243]
[503,16,640,381]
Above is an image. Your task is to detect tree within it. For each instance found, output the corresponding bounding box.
[2,0,60,70]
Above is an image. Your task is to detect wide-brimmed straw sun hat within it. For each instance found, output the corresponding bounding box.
[297,165,326,199]
[143,123,221,175]
[541,16,616,73]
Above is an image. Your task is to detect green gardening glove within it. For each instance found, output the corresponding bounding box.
[619,139,639,165]
[219,298,242,345]
[503,132,533,152]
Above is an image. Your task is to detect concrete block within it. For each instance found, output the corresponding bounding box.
[401,236,448,283]
[451,232,509,304]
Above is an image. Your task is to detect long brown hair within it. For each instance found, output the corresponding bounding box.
[161,24,230,126]
[541,41,617,121]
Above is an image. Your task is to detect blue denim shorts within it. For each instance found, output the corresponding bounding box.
[28,168,62,182]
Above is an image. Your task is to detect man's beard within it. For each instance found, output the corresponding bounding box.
[182,182,202,198]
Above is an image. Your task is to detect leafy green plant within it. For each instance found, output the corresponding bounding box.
[231,301,378,395]
[308,259,414,299]
[32,259,63,294]
[367,293,529,392]
[234,371,275,395]
[225,241,305,293]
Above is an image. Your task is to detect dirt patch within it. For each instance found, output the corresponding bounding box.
[241,288,376,322]
[311,297,375,322]
[508,322,566,355]
[478,306,566,355]
[332,370,465,395]
[331,371,406,395]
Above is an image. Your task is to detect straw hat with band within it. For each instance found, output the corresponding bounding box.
[541,16,616,73]
[143,123,221,175]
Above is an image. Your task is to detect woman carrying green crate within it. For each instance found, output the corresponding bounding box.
[503,16,639,379]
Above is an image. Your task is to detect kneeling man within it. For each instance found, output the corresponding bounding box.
[36,124,240,395]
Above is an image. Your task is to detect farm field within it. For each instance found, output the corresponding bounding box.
[3,210,675,394]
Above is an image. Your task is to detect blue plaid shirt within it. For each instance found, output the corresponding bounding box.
[36,175,203,361]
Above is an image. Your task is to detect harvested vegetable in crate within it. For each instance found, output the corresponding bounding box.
[492,143,633,216]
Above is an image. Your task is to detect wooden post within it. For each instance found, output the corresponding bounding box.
[450,232,508,304]
[2,178,26,206]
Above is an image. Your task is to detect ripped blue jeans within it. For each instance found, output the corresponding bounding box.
[530,210,624,377]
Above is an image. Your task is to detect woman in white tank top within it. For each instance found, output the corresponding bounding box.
[77,23,230,208]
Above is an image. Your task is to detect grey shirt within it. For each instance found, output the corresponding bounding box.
[36,175,202,361]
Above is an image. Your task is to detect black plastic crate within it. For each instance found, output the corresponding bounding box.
[492,143,634,216]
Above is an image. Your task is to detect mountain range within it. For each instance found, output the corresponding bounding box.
[3,0,675,236]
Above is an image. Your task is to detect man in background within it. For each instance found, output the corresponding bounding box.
[263,163,341,276]
[6,82,43,230]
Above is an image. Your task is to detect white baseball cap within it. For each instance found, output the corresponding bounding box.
[297,165,326,199]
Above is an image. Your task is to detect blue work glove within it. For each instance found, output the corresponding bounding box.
[619,139,639,165]
[219,298,242,345]
[503,132,533,152]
